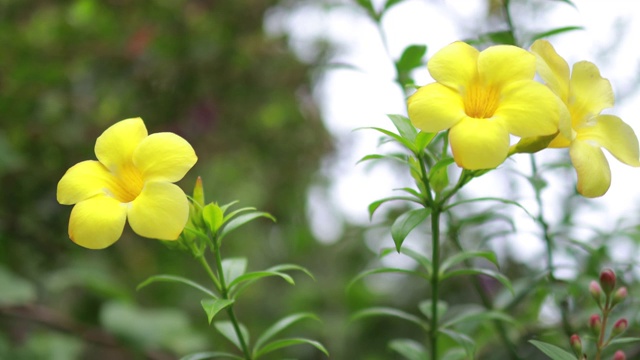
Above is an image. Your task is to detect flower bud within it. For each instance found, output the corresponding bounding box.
[590,280,603,305]
[569,334,583,358]
[611,318,628,338]
[611,287,628,307]
[589,314,602,336]
[613,350,626,360]
[599,268,616,296]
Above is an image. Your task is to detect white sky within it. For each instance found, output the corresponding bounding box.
[265,0,640,269]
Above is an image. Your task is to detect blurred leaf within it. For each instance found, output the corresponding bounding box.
[528,26,584,44]
[219,211,276,241]
[368,196,423,220]
[355,0,378,20]
[442,268,513,294]
[608,337,640,346]
[443,197,534,220]
[136,274,217,298]
[418,300,448,321]
[429,158,453,192]
[357,153,409,165]
[0,266,36,305]
[203,203,224,234]
[351,307,429,331]
[528,340,576,360]
[201,298,234,324]
[391,208,431,252]
[228,271,294,294]
[440,329,475,359]
[439,250,500,275]
[441,348,467,360]
[388,114,418,142]
[348,267,429,290]
[384,0,408,12]
[441,307,515,328]
[221,258,248,285]
[465,30,515,46]
[415,131,437,151]
[214,321,250,352]
[254,313,320,353]
[396,45,427,73]
[180,351,244,360]
[266,264,315,281]
[553,0,577,9]
[254,338,329,358]
[228,264,313,298]
[388,339,428,360]
[381,247,432,273]
[358,126,418,153]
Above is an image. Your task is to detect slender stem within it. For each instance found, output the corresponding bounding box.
[430,206,441,360]
[529,155,555,280]
[502,0,518,46]
[197,254,222,293]
[208,238,252,360]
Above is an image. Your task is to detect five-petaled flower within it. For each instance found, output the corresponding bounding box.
[57,118,197,249]
[531,40,640,197]
[408,41,562,170]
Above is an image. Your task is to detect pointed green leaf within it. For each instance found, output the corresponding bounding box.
[388,114,418,142]
[351,307,429,331]
[443,197,534,220]
[391,208,431,252]
[355,0,377,19]
[441,306,515,328]
[348,267,428,291]
[180,351,245,360]
[442,268,513,295]
[229,264,314,298]
[440,328,475,359]
[221,258,247,285]
[201,298,234,324]
[439,250,499,275]
[266,264,315,281]
[608,337,640,346]
[380,247,432,273]
[368,196,422,220]
[219,200,239,214]
[214,321,250,351]
[441,348,467,360]
[384,0,407,11]
[429,158,453,192]
[356,153,409,165]
[254,338,328,358]
[529,26,583,44]
[254,313,320,353]
[219,211,276,240]
[528,340,576,360]
[415,131,436,151]
[396,45,427,74]
[418,300,448,321]
[136,275,217,298]
[388,339,428,360]
[228,271,294,292]
[203,203,224,233]
[358,126,417,153]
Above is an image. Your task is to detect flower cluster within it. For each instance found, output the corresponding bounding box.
[408,40,640,197]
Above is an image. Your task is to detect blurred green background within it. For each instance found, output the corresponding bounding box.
[2,0,640,359]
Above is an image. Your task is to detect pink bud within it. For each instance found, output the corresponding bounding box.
[612,318,628,337]
[599,268,616,296]
[612,287,628,307]
[613,350,626,360]
[589,314,602,336]
[590,280,603,305]
[569,334,582,357]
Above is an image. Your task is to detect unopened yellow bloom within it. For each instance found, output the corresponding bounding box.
[531,40,640,197]
[57,118,197,249]
[408,41,561,169]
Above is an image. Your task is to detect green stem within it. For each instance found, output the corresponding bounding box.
[430,206,441,360]
[502,0,518,46]
[529,155,555,280]
[209,238,252,360]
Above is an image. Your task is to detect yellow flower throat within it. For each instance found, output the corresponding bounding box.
[108,163,144,203]
[463,83,500,119]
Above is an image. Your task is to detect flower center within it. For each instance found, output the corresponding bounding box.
[109,163,144,203]
[463,83,500,119]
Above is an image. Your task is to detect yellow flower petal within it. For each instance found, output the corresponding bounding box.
[570,140,611,198]
[530,40,570,102]
[128,182,189,240]
[408,83,466,132]
[133,133,198,182]
[577,114,640,166]
[548,132,572,148]
[569,61,614,123]
[449,117,510,169]
[478,45,535,88]
[57,160,114,205]
[95,118,148,172]
[428,42,479,91]
[495,80,560,137]
[68,196,127,249]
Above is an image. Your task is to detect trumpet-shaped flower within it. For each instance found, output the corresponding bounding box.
[408,41,561,169]
[57,118,197,249]
[531,40,640,197]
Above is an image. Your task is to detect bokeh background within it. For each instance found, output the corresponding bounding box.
[2,0,640,359]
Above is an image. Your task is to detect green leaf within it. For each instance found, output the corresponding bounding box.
[221,258,248,285]
[136,275,217,298]
[229,264,314,298]
[254,313,320,353]
[418,300,448,321]
[443,197,535,220]
[429,158,453,192]
[358,126,418,153]
[441,268,513,295]
[347,267,429,291]
[180,351,245,360]
[529,26,583,44]
[266,264,315,281]
[355,0,378,20]
[351,307,429,331]
[201,298,235,324]
[254,338,329,359]
[203,203,224,233]
[415,131,436,151]
[388,114,418,142]
[228,271,294,292]
[384,0,407,12]
[441,348,466,360]
[219,200,239,214]
[214,321,250,351]
[219,211,276,241]
[396,45,427,73]
[441,307,515,328]
[440,328,475,359]
[380,247,432,273]
[388,339,428,360]
[368,196,422,220]
[357,153,409,165]
[439,250,499,275]
[391,208,431,252]
[608,337,640,346]
[528,340,576,360]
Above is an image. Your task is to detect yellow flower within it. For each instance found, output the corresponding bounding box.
[408,41,561,169]
[531,40,640,197]
[57,118,197,249]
